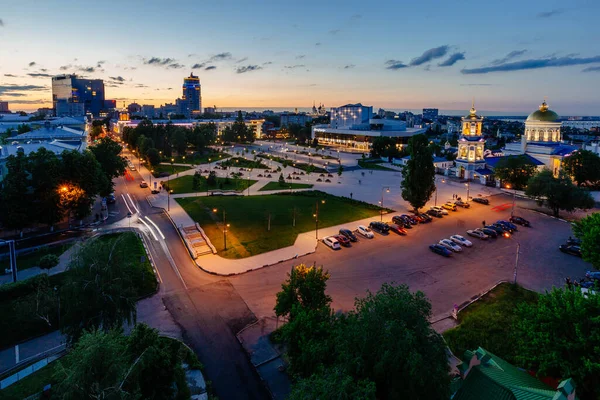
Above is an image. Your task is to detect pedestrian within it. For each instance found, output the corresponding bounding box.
[482,220,486,227]
[565,277,572,290]
[350,192,353,199]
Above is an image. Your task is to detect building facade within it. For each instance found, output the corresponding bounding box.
[423,108,439,121]
[330,103,373,129]
[181,73,201,118]
[280,112,312,127]
[0,101,9,113]
[455,103,487,181]
[52,74,105,117]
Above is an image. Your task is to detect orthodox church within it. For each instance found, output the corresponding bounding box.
[454,102,487,181]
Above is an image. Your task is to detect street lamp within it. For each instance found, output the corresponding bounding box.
[434,178,446,207]
[247,168,252,196]
[465,182,470,203]
[504,233,520,284]
[313,200,325,239]
[0,239,17,283]
[149,168,153,189]
[506,184,517,216]
[171,158,175,174]
[213,208,229,250]
[168,189,173,211]
[380,186,390,221]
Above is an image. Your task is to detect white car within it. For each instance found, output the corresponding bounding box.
[467,229,488,240]
[323,236,341,250]
[431,206,449,215]
[357,225,374,239]
[450,235,473,248]
[439,239,462,252]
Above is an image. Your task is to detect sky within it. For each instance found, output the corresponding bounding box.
[0,0,599,115]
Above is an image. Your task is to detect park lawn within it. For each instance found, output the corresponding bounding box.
[163,151,230,165]
[177,191,386,259]
[219,157,269,169]
[358,159,397,171]
[0,357,69,399]
[164,175,257,194]
[258,181,314,191]
[443,283,538,365]
[0,243,72,272]
[0,232,156,349]
[257,154,328,173]
[152,164,193,177]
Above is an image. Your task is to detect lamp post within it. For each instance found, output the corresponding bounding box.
[0,239,17,283]
[313,200,325,240]
[434,178,446,207]
[380,186,390,221]
[506,184,517,217]
[247,168,252,196]
[149,167,153,189]
[168,189,173,211]
[465,182,470,203]
[213,208,229,250]
[504,233,520,284]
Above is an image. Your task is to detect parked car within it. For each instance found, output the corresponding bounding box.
[567,237,582,246]
[485,225,504,235]
[392,215,413,228]
[140,181,148,188]
[472,197,489,205]
[509,216,531,227]
[339,228,358,242]
[559,244,581,257]
[439,239,462,252]
[401,214,418,225]
[481,227,498,238]
[429,244,452,257]
[412,214,426,223]
[450,234,472,247]
[357,225,374,238]
[129,165,136,171]
[497,220,518,231]
[369,221,390,233]
[333,235,351,247]
[323,236,341,250]
[492,223,512,234]
[467,229,488,240]
[388,223,407,235]
[106,193,116,204]
[427,209,444,218]
[431,206,449,215]
[454,199,470,208]
[442,202,457,211]
[419,213,433,223]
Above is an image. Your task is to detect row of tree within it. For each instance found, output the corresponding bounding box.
[275,265,450,399]
[0,137,126,231]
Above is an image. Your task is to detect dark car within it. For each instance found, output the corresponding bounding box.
[497,220,518,231]
[567,237,582,246]
[509,216,530,227]
[339,228,358,242]
[401,214,418,225]
[492,223,513,234]
[559,245,582,257]
[419,213,433,223]
[369,221,390,233]
[429,244,452,257]
[427,209,444,218]
[454,199,470,208]
[485,225,504,235]
[412,214,426,223]
[481,228,498,238]
[334,234,351,247]
[389,223,407,235]
[392,215,413,228]
[106,194,116,204]
[472,197,489,205]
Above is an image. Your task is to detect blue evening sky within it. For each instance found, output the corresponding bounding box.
[0,0,598,115]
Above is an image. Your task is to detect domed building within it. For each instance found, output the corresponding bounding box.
[455,102,488,181]
[524,100,561,142]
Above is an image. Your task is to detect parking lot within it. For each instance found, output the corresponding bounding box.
[230,193,594,321]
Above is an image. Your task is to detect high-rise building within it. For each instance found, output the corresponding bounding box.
[423,108,439,121]
[51,74,105,117]
[181,73,201,118]
[330,103,373,129]
[0,101,9,113]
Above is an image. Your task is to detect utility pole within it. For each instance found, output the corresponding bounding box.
[267,212,271,231]
[223,210,228,250]
[513,242,520,284]
[380,186,390,221]
[314,200,325,239]
[292,207,296,227]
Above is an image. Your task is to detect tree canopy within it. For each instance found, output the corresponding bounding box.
[561,149,600,188]
[525,169,594,217]
[573,212,600,269]
[493,155,538,190]
[401,134,436,212]
[89,137,127,194]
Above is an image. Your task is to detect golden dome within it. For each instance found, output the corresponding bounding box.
[526,100,559,122]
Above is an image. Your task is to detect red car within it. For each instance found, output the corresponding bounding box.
[388,224,407,235]
[334,234,351,247]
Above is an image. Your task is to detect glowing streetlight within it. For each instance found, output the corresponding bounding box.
[314,200,325,239]
[212,208,229,250]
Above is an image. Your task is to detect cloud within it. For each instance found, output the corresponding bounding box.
[144,57,176,66]
[134,84,148,88]
[27,73,53,78]
[263,61,273,65]
[438,52,465,67]
[462,55,600,74]
[329,29,340,35]
[491,50,527,65]
[28,61,36,67]
[235,57,248,64]
[109,76,126,82]
[315,42,321,46]
[78,66,95,73]
[583,66,600,72]
[205,66,217,71]
[410,45,449,66]
[59,65,72,71]
[0,19,4,27]
[167,63,184,69]
[236,65,262,74]
[385,59,408,70]
[209,52,233,62]
[344,64,355,69]
[537,9,564,18]
[192,63,206,69]
[350,14,362,20]
[4,74,18,77]
[284,64,305,69]
[0,84,48,96]
[97,60,106,68]
[296,55,305,59]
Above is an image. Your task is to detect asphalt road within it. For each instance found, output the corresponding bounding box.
[230,195,593,321]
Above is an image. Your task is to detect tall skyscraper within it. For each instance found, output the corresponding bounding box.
[52,74,105,117]
[0,101,9,113]
[181,73,201,118]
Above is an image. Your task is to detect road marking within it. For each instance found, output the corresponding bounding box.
[145,216,166,240]
[126,193,140,214]
[139,217,159,241]
[121,194,134,214]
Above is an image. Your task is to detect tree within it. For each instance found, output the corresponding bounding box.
[515,288,600,399]
[370,137,402,159]
[494,155,538,190]
[0,151,33,232]
[274,264,332,321]
[192,171,202,192]
[17,123,32,134]
[89,124,103,141]
[573,212,600,269]
[525,169,594,217]
[289,367,376,400]
[172,128,188,155]
[561,149,600,187]
[60,149,109,214]
[39,253,59,273]
[61,236,138,343]
[146,148,161,167]
[28,147,64,227]
[89,137,127,193]
[401,134,436,212]
[278,173,286,187]
[206,170,217,186]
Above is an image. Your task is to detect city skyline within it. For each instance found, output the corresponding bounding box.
[1,0,599,114]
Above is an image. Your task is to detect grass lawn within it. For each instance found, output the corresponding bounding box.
[164,175,257,194]
[358,159,397,171]
[163,151,230,165]
[443,283,538,364]
[259,181,314,191]
[0,357,68,399]
[0,243,72,272]
[219,157,269,169]
[152,164,193,177]
[257,154,327,173]
[177,190,386,259]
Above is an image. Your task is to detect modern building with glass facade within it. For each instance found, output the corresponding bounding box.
[52,74,105,117]
[181,73,201,118]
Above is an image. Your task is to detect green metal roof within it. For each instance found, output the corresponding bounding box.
[526,109,559,122]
